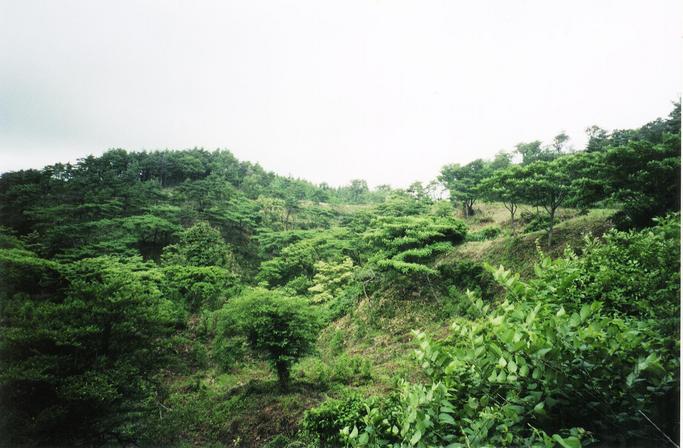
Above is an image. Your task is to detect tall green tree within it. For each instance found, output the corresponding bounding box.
[518,157,581,246]
[479,165,525,228]
[439,159,490,217]
[0,253,177,446]
[162,221,236,268]
[603,134,681,228]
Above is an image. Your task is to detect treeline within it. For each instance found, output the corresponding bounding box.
[439,102,681,243]
[0,148,402,235]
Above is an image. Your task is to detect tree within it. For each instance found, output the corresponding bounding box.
[364,216,467,276]
[550,132,570,154]
[514,141,545,165]
[162,222,236,268]
[162,264,238,312]
[256,196,287,230]
[517,158,580,246]
[308,257,355,303]
[121,214,181,261]
[0,253,177,446]
[406,181,430,203]
[585,125,610,152]
[602,134,680,228]
[225,288,322,390]
[438,159,490,217]
[479,165,524,228]
[490,150,513,170]
[275,179,307,229]
[346,179,370,203]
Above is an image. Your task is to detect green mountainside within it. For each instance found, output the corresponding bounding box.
[0,103,680,447]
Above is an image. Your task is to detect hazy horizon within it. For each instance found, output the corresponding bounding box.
[1,0,681,188]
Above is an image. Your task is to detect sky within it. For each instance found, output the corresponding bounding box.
[0,0,681,188]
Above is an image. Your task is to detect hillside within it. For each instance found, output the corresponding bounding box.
[0,104,680,447]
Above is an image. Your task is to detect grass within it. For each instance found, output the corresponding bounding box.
[445,205,615,276]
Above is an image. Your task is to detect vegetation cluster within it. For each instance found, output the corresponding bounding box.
[0,103,680,447]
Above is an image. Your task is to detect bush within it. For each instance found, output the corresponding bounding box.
[301,392,370,447]
[520,210,551,233]
[220,288,323,390]
[466,225,502,241]
[364,216,467,276]
[297,354,372,388]
[341,218,680,447]
[437,260,497,300]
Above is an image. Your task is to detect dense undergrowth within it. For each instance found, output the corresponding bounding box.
[0,105,680,447]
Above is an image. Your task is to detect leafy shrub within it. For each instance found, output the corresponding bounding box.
[301,391,371,447]
[471,214,494,224]
[308,257,355,303]
[532,213,680,332]
[324,280,363,321]
[375,192,430,217]
[520,209,578,234]
[262,434,295,448]
[209,307,247,371]
[466,225,502,241]
[297,354,372,388]
[430,200,454,218]
[437,260,496,300]
[520,210,551,233]
[161,264,239,312]
[364,216,467,276]
[341,219,679,447]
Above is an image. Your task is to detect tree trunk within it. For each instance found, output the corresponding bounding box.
[510,209,516,233]
[547,208,555,247]
[276,362,290,391]
[283,209,291,230]
[464,199,475,217]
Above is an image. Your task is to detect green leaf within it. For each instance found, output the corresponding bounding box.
[552,434,581,448]
[579,304,591,321]
[519,364,529,377]
[439,413,456,425]
[507,359,517,373]
[534,347,552,358]
[410,429,422,446]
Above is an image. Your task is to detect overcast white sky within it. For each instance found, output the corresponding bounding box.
[0,0,681,187]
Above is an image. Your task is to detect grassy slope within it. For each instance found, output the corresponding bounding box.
[171,203,615,447]
[446,205,615,276]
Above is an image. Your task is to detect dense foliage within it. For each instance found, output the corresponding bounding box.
[221,288,323,390]
[0,103,679,447]
[332,216,679,447]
